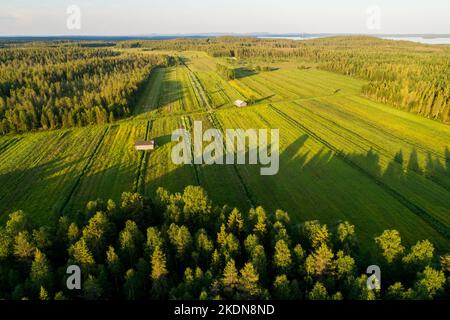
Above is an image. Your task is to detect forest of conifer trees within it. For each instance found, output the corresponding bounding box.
[0,186,448,300]
[0,47,171,134]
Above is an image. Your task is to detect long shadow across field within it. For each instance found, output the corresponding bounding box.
[0,132,449,253]
[0,156,87,224]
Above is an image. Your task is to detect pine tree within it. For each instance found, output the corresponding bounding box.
[146,227,164,255]
[375,230,405,263]
[119,220,143,265]
[83,275,103,300]
[82,211,112,257]
[239,263,261,299]
[67,223,79,243]
[402,240,434,267]
[182,186,212,225]
[308,282,329,300]
[414,267,446,299]
[6,211,28,236]
[151,246,168,281]
[31,249,51,289]
[303,221,329,249]
[273,274,291,300]
[123,269,138,300]
[273,240,292,274]
[0,228,12,259]
[227,208,244,235]
[13,232,35,261]
[305,244,334,276]
[334,250,355,278]
[106,246,122,284]
[70,238,95,270]
[222,259,239,294]
[167,224,192,260]
[39,286,49,300]
[150,246,168,299]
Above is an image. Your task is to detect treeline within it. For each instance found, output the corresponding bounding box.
[0,47,172,134]
[0,186,448,300]
[216,63,236,80]
[314,38,450,122]
[128,36,450,123]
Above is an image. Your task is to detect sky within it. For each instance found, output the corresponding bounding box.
[0,0,449,36]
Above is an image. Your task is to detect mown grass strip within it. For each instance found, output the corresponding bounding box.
[182,116,201,185]
[135,120,152,193]
[59,126,110,215]
[207,112,256,207]
[0,132,69,204]
[181,60,213,110]
[269,104,450,240]
[291,98,450,192]
[0,137,22,155]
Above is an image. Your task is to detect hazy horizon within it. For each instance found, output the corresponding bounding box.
[1,0,449,36]
[1,32,450,38]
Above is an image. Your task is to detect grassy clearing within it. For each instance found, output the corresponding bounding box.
[133,68,165,117]
[0,127,106,224]
[184,54,245,108]
[63,123,148,215]
[142,116,198,196]
[188,113,253,209]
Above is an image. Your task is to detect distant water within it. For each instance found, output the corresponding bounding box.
[380,36,450,45]
[258,35,450,45]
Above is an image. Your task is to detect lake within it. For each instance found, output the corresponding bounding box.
[380,36,450,45]
[258,35,450,45]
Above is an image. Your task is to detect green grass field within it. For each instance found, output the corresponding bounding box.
[1,52,449,254]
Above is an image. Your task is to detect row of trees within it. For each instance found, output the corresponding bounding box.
[0,186,448,300]
[216,63,236,80]
[315,43,450,122]
[0,47,173,134]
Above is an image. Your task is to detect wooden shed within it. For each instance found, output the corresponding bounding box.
[135,140,156,151]
[234,100,248,108]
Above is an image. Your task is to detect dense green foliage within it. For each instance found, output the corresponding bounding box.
[0,186,448,300]
[216,63,236,80]
[314,38,450,123]
[0,47,171,134]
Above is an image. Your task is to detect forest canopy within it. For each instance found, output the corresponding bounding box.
[0,186,448,300]
[0,47,172,134]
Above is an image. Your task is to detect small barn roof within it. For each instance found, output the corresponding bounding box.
[234,100,248,107]
[135,140,155,146]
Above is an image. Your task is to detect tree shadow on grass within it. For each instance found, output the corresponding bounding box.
[153,134,172,147]
[0,130,449,255]
[234,67,258,79]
